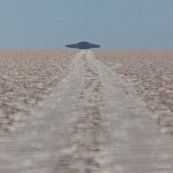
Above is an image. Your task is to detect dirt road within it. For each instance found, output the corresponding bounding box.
[0,50,173,172]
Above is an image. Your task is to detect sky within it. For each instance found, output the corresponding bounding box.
[0,0,173,50]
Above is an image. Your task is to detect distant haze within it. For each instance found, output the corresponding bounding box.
[0,0,173,50]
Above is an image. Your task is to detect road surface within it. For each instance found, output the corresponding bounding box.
[0,50,173,173]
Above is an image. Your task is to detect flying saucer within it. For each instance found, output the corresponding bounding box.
[65,41,101,49]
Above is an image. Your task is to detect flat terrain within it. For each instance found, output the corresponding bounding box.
[0,50,173,172]
[0,50,77,132]
[94,50,173,134]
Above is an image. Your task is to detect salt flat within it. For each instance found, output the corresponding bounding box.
[94,50,173,134]
[0,50,173,172]
[0,50,76,132]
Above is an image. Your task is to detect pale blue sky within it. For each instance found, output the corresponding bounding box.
[0,0,173,49]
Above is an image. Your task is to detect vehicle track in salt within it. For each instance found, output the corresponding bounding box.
[0,50,173,173]
[55,54,109,173]
[0,51,86,173]
[86,50,173,173]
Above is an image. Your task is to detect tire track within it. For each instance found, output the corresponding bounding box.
[0,51,86,173]
[87,50,173,173]
[55,54,109,173]
[1,50,173,173]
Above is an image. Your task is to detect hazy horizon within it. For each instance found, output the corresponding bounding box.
[0,0,173,50]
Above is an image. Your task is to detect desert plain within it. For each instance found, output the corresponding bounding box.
[0,49,173,172]
[0,49,172,133]
[0,49,77,132]
[94,50,173,134]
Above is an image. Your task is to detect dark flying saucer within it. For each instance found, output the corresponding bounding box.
[65,41,101,49]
